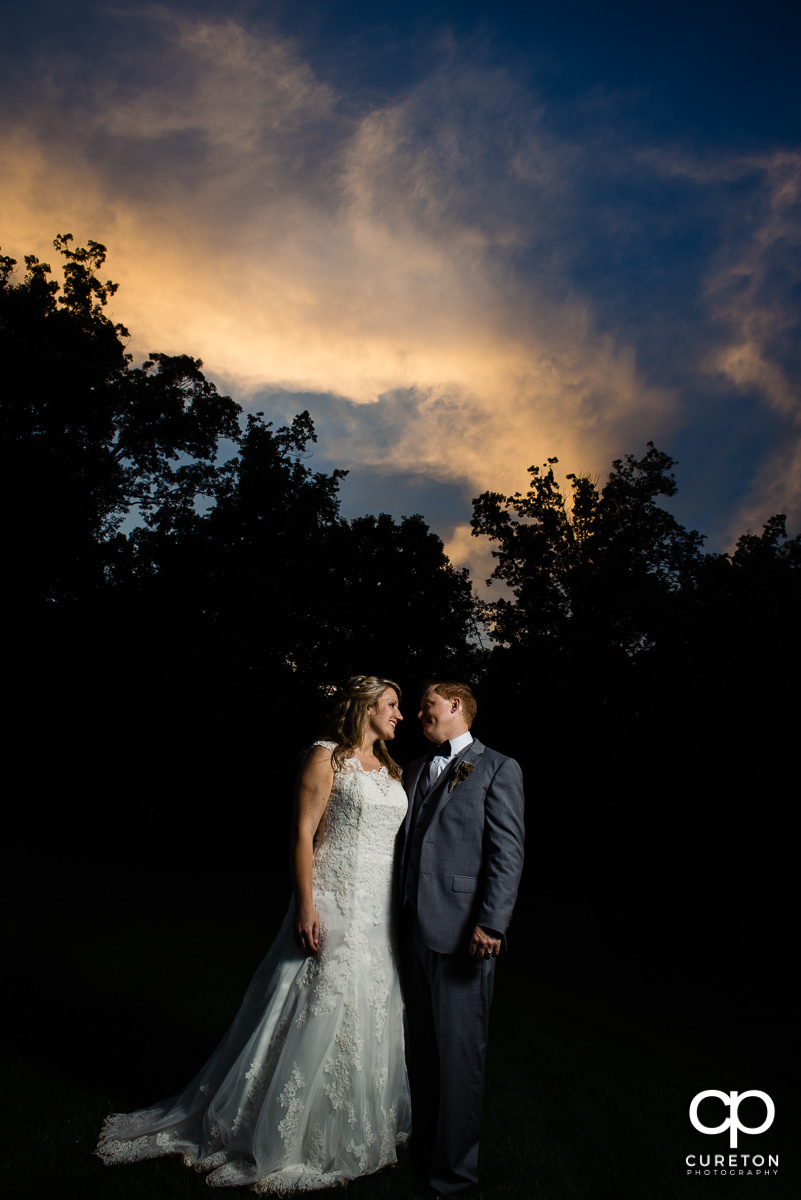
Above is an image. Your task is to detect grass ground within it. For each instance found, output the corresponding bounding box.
[4,874,797,1200]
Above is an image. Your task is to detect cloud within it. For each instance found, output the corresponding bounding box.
[2,8,799,564]
[703,153,801,416]
[645,150,801,534]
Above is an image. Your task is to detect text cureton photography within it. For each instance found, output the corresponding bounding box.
[686,1155,779,1178]
[686,1090,780,1179]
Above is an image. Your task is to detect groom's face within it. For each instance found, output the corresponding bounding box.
[418,686,465,745]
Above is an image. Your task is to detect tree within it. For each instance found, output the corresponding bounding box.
[334,512,483,685]
[677,512,801,709]
[0,236,241,606]
[124,407,351,699]
[471,442,705,660]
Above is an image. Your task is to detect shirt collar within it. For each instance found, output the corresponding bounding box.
[439,730,473,759]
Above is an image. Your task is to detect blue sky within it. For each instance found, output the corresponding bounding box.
[2,0,799,581]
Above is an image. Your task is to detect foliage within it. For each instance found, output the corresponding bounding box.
[0,236,241,604]
[337,512,482,683]
[471,443,706,657]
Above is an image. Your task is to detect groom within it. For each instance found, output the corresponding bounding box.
[399,681,525,1197]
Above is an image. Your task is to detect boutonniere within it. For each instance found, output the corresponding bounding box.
[448,761,474,792]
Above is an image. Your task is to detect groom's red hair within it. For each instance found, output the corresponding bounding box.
[426,681,477,729]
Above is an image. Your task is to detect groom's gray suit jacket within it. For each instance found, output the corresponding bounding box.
[401,738,525,955]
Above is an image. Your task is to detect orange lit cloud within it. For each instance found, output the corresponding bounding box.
[2,11,799,568]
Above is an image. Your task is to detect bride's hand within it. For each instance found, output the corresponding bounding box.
[293,905,321,954]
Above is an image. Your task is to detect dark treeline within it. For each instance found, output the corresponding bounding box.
[3,237,798,904]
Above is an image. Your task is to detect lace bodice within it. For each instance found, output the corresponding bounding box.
[311,740,407,922]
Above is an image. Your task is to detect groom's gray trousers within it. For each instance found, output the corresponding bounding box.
[398,739,524,1195]
[400,903,495,1195]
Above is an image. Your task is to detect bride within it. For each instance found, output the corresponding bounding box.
[97,676,412,1192]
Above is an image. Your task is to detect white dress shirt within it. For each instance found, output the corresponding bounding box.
[428,730,473,790]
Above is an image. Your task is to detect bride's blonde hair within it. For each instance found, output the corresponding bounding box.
[325,675,403,780]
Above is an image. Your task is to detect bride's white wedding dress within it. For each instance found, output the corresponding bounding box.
[97,743,411,1192]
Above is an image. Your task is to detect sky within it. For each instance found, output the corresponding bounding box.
[2,0,800,584]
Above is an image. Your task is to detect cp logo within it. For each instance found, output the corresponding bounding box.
[690,1090,775,1148]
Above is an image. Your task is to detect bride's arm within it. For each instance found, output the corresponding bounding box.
[290,745,335,954]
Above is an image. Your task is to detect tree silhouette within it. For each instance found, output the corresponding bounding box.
[471,442,705,659]
[334,512,482,685]
[0,237,241,608]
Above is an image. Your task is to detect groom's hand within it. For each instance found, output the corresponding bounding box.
[469,925,502,959]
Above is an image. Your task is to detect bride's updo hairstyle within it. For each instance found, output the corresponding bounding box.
[326,675,403,781]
